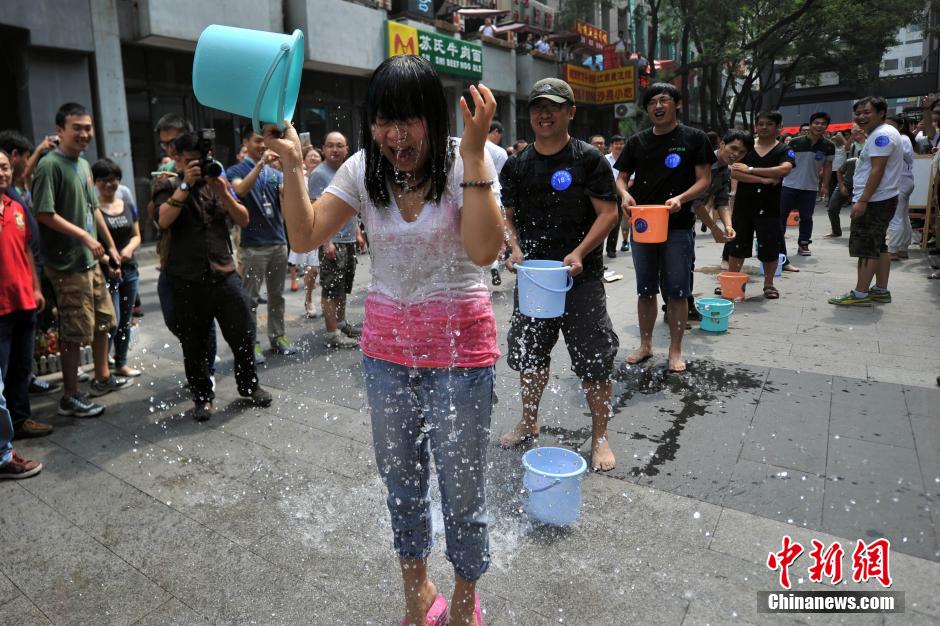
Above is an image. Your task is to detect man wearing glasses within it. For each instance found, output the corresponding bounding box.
[615,83,715,373]
[498,78,620,472]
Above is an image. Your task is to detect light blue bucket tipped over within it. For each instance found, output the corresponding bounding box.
[516,260,573,319]
[522,447,588,526]
[694,297,735,332]
[193,25,304,134]
[758,254,787,277]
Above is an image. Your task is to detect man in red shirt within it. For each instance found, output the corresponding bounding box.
[0,149,43,478]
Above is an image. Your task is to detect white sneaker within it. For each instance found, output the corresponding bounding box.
[324,329,359,348]
[305,302,319,318]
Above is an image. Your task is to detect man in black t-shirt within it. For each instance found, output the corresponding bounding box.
[727,111,795,299]
[614,83,719,373]
[499,78,620,472]
[157,133,273,422]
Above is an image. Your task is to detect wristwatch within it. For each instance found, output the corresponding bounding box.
[179,181,189,192]
[747,166,754,173]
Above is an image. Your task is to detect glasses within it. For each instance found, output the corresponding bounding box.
[372,118,423,131]
[646,96,674,108]
[530,101,565,114]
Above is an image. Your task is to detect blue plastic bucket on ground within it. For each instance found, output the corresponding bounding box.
[522,447,588,526]
[193,25,304,133]
[694,297,735,332]
[758,254,786,277]
[516,260,574,319]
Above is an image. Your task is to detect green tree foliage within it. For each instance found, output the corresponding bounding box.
[669,0,927,130]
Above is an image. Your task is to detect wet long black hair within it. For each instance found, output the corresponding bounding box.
[361,55,455,208]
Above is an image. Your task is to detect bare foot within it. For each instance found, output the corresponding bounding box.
[626,346,654,364]
[405,580,438,626]
[591,436,616,471]
[499,420,539,448]
[782,264,800,272]
[667,347,686,372]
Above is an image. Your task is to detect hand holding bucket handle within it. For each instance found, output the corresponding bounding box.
[251,30,303,134]
[516,265,574,293]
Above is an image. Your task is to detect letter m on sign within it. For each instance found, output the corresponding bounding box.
[388,22,418,57]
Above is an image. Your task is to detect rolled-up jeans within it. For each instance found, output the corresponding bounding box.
[110,265,139,369]
[887,176,915,253]
[363,356,494,582]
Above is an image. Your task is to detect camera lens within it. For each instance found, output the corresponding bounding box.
[205,160,223,178]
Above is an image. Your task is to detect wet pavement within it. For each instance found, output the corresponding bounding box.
[3,207,939,624]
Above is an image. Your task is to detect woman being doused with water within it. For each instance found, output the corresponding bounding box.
[264,55,503,626]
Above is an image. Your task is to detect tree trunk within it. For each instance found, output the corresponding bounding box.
[648,0,661,79]
[680,20,691,124]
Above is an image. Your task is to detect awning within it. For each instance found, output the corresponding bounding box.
[781,123,852,135]
[457,8,509,17]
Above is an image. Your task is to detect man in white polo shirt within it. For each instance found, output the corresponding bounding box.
[829,96,903,307]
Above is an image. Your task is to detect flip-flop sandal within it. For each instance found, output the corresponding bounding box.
[763,285,780,299]
[928,272,940,280]
[782,265,800,272]
[402,594,448,626]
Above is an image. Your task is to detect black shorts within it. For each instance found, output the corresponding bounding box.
[319,242,357,297]
[507,277,619,382]
[727,206,781,263]
[849,197,897,259]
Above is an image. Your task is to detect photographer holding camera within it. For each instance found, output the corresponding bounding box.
[157,132,272,421]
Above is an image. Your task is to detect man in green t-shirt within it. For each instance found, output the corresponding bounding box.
[32,102,130,417]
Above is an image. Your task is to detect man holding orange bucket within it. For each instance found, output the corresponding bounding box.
[614,83,715,373]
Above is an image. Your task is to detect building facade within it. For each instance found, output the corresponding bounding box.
[2,0,644,241]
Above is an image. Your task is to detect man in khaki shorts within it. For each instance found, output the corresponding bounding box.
[33,102,131,417]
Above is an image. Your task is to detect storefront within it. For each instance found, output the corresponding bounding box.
[122,44,370,243]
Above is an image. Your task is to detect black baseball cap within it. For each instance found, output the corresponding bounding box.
[528,78,575,106]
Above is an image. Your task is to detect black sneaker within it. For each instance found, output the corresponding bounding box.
[29,377,60,395]
[89,375,133,397]
[58,393,105,417]
[245,386,273,407]
[490,268,502,286]
[607,250,617,258]
[192,402,212,422]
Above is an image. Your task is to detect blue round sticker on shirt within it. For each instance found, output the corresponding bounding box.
[551,169,573,191]
[635,218,649,233]
[664,153,682,169]
[874,135,889,148]
[814,151,824,161]
[787,149,796,158]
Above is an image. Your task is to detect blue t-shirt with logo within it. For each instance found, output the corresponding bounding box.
[226,157,286,247]
[615,124,716,230]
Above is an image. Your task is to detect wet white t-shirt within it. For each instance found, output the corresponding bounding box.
[324,140,500,304]
[853,124,903,203]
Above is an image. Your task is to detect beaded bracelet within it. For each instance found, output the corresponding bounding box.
[459,180,495,188]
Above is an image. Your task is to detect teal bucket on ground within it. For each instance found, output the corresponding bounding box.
[193,25,304,134]
[516,260,573,319]
[522,447,588,526]
[758,254,787,277]
[694,297,735,333]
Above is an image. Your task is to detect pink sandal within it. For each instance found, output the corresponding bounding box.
[402,594,449,626]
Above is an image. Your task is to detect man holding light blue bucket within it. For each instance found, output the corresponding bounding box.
[498,78,620,472]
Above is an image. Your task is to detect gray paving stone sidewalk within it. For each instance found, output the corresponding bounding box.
[2,204,939,624]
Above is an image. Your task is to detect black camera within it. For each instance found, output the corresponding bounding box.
[196,128,224,178]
